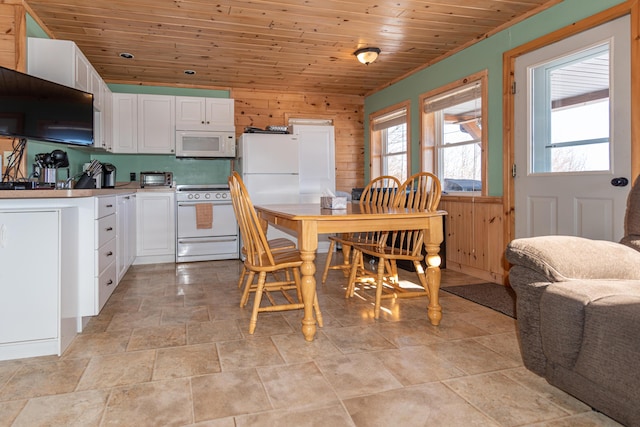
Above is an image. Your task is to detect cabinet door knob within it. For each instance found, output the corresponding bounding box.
[106,251,113,256]
[106,279,114,286]
[106,227,113,231]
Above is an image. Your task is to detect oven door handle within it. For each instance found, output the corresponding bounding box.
[177,202,233,207]
[177,237,238,244]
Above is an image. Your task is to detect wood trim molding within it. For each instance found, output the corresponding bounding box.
[502,0,639,250]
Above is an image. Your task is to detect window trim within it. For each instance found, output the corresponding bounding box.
[419,70,489,196]
[369,100,411,181]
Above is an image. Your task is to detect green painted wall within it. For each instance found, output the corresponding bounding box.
[364,0,627,196]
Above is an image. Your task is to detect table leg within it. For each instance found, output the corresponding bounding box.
[424,216,444,326]
[299,250,318,341]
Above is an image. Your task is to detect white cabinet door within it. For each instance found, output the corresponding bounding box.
[74,51,91,92]
[102,85,113,151]
[175,96,207,129]
[205,98,234,128]
[136,192,176,261]
[175,96,234,130]
[112,93,138,153]
[138,95,176,154]
[127,194,137,267]
[0,211,58,344]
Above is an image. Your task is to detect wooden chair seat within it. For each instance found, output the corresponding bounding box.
[238,237,295,288]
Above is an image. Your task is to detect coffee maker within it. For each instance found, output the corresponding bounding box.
[102,163,116,188]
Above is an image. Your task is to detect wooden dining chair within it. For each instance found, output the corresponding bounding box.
[345,172,442,319]
[236,216,295,289]
[228,172,322,334]
[321,175,401,284]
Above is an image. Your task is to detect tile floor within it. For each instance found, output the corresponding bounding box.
[0,254,622,426]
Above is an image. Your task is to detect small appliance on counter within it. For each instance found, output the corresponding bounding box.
[140,171,173,188]
[34,149,69,185]
[75,160,103,189]
[102,163,116,188]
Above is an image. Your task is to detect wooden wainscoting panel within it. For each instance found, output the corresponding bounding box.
[232,88,365,193]
[440,197,506,284]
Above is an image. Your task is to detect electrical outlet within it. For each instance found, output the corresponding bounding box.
[3,151,12,167]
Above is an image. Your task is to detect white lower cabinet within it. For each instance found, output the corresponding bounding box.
[0,208,78,361]
[136,191,175,264]
[117,193,137,281]
[94,196,118,311]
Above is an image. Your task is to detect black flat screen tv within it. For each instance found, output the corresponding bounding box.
[0,65,94,146]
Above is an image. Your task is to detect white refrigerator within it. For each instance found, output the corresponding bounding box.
[238,126,335,251]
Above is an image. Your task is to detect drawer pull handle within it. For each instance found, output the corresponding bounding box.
[106,204,114,208]
[106,279,114,286]
[106,227,113,231]
[106,251,113,256]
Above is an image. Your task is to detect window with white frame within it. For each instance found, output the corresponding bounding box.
[370,104,409,182]
[421,72,487,194]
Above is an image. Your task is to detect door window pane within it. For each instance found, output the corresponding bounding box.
[531,43,610,173]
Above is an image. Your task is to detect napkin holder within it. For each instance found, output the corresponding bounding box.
[321,196,347,210]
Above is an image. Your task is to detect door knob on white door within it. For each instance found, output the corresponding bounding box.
[611,177,629,187]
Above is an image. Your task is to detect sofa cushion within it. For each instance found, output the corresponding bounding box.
[506,236,640,282]
[540,280,640,369]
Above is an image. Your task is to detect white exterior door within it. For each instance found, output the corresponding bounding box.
[514,15,631,241]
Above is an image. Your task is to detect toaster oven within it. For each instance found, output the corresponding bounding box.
[140,171,173,188]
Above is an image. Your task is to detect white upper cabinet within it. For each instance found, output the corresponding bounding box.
[175,97,234,130]
[137,94,176,154]
[27,38,104,110]
[112,93,138,153]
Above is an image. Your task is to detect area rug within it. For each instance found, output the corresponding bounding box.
[442,283,517,318]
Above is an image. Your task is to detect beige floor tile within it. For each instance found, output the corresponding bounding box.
[206,303,252,321]
[373,319,446,347]
[374,345,465,386]
[102,378,193,426]
[315,352,403,399]
[322,325,396,353]
[139,294,186,311]
[270,331,342,364]
[106,310,162,332]
[217,336,285,370]
[238,313,295,337]
[11,389,108,427]
[153,343,221,380]
[257,361,340,410]
[444,371,572,425]
[126,324,187,351]
[474,332,524,365]
[63,330,131,359]
[524,411,625,426]
[161,305,210,325]
[187,319,243,344]
[0,358,88,401]
[502,367,591,415]
[191,369,272,422]
[234,403,355,427]
[431,338,522,375]
[0,400,26,427]
[76,350,155,390]
[343,382,499,426]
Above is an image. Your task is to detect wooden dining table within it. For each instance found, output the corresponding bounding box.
[254,202,447,342]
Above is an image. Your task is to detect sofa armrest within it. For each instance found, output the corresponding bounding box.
[506,235,640,282]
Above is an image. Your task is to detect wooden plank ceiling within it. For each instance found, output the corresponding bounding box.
[25,0,558,96]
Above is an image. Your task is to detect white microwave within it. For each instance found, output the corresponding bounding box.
[175,130,236,158]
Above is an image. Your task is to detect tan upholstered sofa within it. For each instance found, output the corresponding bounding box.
[505,178,640,426]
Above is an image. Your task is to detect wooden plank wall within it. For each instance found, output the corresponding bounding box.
[232,88,365,193]
[439,197,506,284]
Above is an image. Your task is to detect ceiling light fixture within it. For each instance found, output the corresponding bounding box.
[354,47,381,65]
[119,52,134,59]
